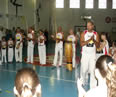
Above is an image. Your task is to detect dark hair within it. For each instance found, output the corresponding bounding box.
[100,32,111,46]
[87,21,94,25]
[39,29,43,33]
[96,55,113,78]
[15,68,40,96]
[96,55,116,97]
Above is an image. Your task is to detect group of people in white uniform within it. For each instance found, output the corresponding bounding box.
[0,28,23,64]
[0,21,116,97]
[78,21,116,97]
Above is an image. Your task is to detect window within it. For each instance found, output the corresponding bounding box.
[85,0,94,9]
[70,0,80,8]
[56,0,64,8]
[112,0,116,9]
[98,0,107,9]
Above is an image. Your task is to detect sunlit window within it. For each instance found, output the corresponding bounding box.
[112,0,116,9]
[85,0,94,9]
[70,0,80,8]
[56,0,64,8]
[98,0,107,9]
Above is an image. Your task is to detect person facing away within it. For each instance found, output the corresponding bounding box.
[77,55,116,97]
[14,68,42,97]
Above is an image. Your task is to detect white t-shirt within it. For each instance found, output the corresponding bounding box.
[38,35,45,46]
[56,32,63,48]
[82,30,97,54]
[2,41,6,49]
[28,33,34,47]
[67,34,76,50]
[8,40,13,48]
[15,33,23,47]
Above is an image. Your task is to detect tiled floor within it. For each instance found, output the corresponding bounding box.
[0,41,82,97]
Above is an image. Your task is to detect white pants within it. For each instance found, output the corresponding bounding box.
[80,53,97,89]
[27,46,34,63]
[53,44,63,66]
[2,49,7,63]
[72,45,76,68]
[38,45,46,64]
[15,46,22,62]
[8,48,14,62]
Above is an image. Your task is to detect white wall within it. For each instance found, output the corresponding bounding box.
[0,0,115,39]
[54,0,116,38]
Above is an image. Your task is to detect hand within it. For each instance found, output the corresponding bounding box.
[40,39,43,43]
[51,35,54,38]
[90,35,94,41]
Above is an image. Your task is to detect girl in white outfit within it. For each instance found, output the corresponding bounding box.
[27,28,34,64]
[77,55,116,97]
[15,29,23,62]
[109,41,116,63]
[8,37,14,63]
[96,32,109,60]
[1,37,7,63]
[38,30,46,65]
[67,29,77,68]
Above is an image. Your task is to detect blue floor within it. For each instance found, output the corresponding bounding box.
[0,63,80,97]
[0,41,82,97]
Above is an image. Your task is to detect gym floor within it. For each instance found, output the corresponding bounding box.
[0,41,83,97]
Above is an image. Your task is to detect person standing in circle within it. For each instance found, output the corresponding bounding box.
[51,26,64,67]
[67,29,77,68]
[38,30,46,65]
[80,21,100,89]
[27,27,35,64]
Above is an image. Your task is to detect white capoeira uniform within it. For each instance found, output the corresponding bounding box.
[53,32,63,66]
[38,35,46,65]
[1,41,7,63]
[8,40,14,62]
[96,40,109,60]
[81,30,97,89]
[27,33,34,63]
[15,33,23,62]
[67,35,76,68]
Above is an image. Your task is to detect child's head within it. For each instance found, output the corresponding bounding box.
[14,68,41,97]
[95,55,116,97]
[100,32,107,41]
[69,29,74,35]
[9,37,12,40]
[2,37,5,41]
[58,26,62,32]
[39,29,44,35]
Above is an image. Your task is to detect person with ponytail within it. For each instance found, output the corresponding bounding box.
[77,55,116,97]
[96,32,109,59]
[109,40,116,63]
[14,68,42,97]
